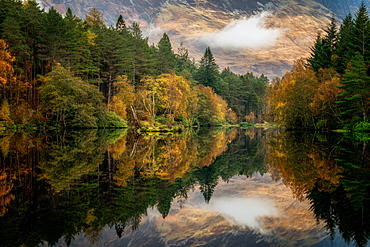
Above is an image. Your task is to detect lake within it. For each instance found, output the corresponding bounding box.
[0,128,369,247]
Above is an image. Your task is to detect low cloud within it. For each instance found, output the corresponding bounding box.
[144,24,167,43]
[200,12,281,49]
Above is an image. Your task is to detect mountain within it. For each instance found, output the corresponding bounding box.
[35,0,370,77]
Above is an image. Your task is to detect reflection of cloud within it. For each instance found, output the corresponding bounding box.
[207,197,279,232]
[200,12,281,49]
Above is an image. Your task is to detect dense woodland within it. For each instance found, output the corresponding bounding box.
[268,2,370,130]
[0,0,267,129]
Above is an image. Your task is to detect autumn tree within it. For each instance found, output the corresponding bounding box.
[109,75,136,121]
[196,84,236,126]
[268,59,318,129]
[0,39,14,99]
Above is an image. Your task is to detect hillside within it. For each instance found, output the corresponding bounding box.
[36,0,369,77]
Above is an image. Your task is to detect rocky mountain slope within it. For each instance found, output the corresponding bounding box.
[36,0,370,77]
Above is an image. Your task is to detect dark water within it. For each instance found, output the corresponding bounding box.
[0,128,369,247]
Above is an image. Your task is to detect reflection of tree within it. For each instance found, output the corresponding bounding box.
[0,128,269,246]
[0,133,39,217]
[267,131,370,247]
[308,137,370,247]
[39,129,117,191]
[267,131,341,200]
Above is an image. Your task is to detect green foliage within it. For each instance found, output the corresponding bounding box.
[336,53,370,124]
[194,47,220,89]
[353,121,370,132]
[40,66,124,128]
[156,33,176,74]
[106,111,127,128]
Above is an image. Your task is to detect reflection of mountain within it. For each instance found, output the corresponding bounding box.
[65,175,334,247]
[2,129,368,246]
[34,0,369,77]
[0,128,265,246]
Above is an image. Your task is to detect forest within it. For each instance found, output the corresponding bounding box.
[267,2,370,130]
[0,0,268,130]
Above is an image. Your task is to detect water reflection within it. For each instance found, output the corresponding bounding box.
[0,128,369,246]
[267,131,370,247]
[206,197,279,232]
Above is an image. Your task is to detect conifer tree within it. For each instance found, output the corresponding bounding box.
[115,15,127,32]
[351,1,370,62]
[156,33,176,74]
[194,47,220,89]
[336,53,370,123]
[39,8,68,69]
[64,8,98,80]
[308,16,337,72]
[334,14,354,73]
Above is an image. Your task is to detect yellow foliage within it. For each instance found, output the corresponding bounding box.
[0,100,12,122]
[86,30,97,45]
[109,76,136,120]
[0,40,15,85]
[267,59,319,128]
[0,135,11,157]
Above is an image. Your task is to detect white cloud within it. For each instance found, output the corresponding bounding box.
[200,12,281,49]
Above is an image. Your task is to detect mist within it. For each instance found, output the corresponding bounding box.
[200,12,281,49]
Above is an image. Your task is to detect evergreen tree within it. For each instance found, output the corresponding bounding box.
[351,1,370,62]
[64,8,98,80]
[115,14,126,31]
[194,47,220,90]
[334,14,354,73]
[127,22,155,83]
[308,16,337,72]
[175,42,196,81]
[156,33,176,74]
[336,52,370,124]
[39,8,68,69]
[0,16,30,75]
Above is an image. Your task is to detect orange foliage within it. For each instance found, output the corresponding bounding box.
[309,69,343,120]
[109,75,136,120]
[110,129,237,186]
[267,59,318,128]
[0,39,14,86]
[266,132,342,200]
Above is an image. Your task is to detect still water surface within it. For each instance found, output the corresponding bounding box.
[0,128,369,247]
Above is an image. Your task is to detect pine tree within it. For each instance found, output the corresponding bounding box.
[39,8,68,69]
[351,1,370,62]
[308,16,337,72]
[64,8,98,80]
[115,15,127,32]
[156,33,176,74]
[194,47,219,89]
[336,53,370,123]
[334,14,354,73]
